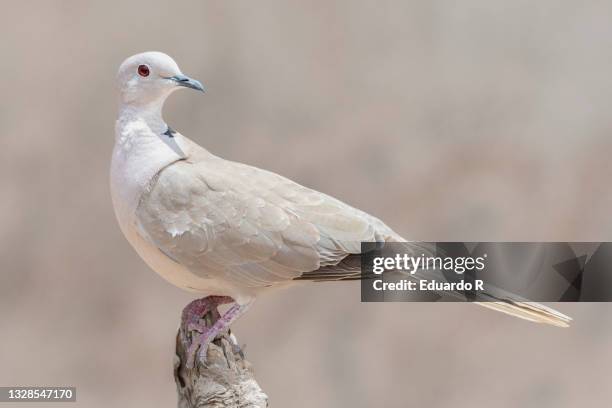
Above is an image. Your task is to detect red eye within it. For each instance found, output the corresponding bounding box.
[138,65,150,77]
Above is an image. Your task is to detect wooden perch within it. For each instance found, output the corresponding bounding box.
[174,307,268,408]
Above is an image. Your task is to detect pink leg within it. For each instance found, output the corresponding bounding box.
[180,296,252,368]
[181,296,233,334]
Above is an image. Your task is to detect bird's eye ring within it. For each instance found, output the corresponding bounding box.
[138,65,150,77]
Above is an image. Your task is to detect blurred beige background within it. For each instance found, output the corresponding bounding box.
[2,1,612,407]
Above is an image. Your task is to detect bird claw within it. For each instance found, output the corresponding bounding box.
[185,329,215,368]
[180,296,234,368]
[179,296,251,369]
[182,313,218,368]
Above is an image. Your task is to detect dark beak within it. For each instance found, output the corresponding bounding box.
[167,74,205,92]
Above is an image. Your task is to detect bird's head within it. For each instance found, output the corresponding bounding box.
[117,51,204,107]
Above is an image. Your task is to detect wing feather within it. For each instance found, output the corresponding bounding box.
[135,155,400,288]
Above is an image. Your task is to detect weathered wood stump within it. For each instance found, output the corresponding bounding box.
[174,307,268,408]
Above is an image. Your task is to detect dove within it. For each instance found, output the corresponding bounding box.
[111,52,571,367]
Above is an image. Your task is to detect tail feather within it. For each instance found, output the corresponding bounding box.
[298,241,573,328]
[475,301,572,327]
[393,242,573,328]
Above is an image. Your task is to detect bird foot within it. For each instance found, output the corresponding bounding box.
[180,296,253,369]
[180,296,233,368]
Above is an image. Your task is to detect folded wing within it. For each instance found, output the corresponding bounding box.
[135,155,402,287]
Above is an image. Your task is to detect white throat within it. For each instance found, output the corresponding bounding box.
[117,99,166,137]
[111,99,188,226]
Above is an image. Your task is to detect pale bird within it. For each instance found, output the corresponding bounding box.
[110,52,571,367]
